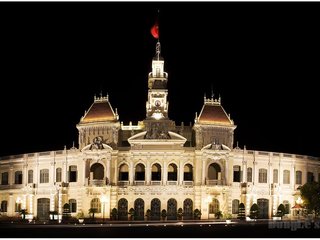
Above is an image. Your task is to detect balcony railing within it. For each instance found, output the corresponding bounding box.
[118,181,129,187]
[134,181,145,186]
[151,181,161,185]
[206,179,225,186]
[182,181,193,186]
[167,181,178,185]
[89,179,105,187]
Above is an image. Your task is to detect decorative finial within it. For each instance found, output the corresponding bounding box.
[211,84,214,99]
[106,93,109,101]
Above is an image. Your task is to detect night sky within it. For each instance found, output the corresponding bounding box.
[0,2,319,158]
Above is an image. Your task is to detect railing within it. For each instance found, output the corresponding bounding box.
[134,181,145,186]
[151,181,161,185]
[167,181,178,185]
[118,181,129,187]
[206,179,225,185]
[182,181,193,186]
[89,179,105,187]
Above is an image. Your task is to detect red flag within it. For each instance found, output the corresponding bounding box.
[151,22,159,39]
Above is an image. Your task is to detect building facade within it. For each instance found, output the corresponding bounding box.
[0,40,319,221]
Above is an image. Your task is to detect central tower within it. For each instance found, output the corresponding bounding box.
[144,41,175,139]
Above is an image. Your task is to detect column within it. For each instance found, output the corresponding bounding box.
[202,159,206,185]
[106,158,110,185]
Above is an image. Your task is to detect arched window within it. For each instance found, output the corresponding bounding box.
[56,168,62,182]
[209,198,219,214]
[91,198,101,213]
[135,163,145,181]
[151,164,161,181]
[119,164,129,181]
[296,171,302,185]
[283,170,290,184]
[90,163,104,180]
[232,199,240,214]
[247,167,252,182]
[69,199,77,213]
[307,172,314,183]
[40,169,49,183]
[184,164,193,181]
[167,163,177,181]
[28,170,33,184]
[258,169,267,183]
[15,171,23,184]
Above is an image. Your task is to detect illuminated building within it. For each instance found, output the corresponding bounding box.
[0,39,318,221]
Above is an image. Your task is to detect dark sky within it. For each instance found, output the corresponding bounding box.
[0,2,319,158]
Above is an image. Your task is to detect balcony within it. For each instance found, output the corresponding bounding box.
[183,181,194,186]
[134,181,145,186]
[118,181,129,187]
[89,179,105,187]
[151,181,161,185]
[167,181,178,185]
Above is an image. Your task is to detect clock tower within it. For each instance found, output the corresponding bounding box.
[144,41,175,138]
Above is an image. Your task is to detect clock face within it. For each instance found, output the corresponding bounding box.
[155,100,161,107]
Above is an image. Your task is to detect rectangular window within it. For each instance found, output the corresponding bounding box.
[40,169,49,183]
[15,171,23,184]
[1,201,8,212]
[273,169,278,183]
[233,166,241,182]
[258,169,267,183]
[307,172,314,183]
[283,170,290,184]
[56,168,62,182]
[69,165,77,182]
[28,170,33,184]
[1,172,8,185]
[295,171,302,185]
[247,168,252,182]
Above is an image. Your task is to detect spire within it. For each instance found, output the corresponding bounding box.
[155,41,161,60]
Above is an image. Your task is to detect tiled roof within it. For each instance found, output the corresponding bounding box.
[80,97,117,123]
[198,101,233,125]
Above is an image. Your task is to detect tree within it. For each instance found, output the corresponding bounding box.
[277,204,286,218]
[128,208,135,220]
[193,209,201,220]
[177,208,183,220]
[89,208,97,220]
[250,204,259,219]
[111,208,118,220]
[161,209,167,221]
[237,203,245,220]
[145,209,151,220]
[300,182,320,216]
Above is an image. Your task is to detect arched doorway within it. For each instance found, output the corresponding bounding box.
[257,198,269,219]
[183,198,193,220]
[118,198,128,220]
[167,198,177,220]
[151,198,161,220]
[90,163,104,180]
[134,198,144,220]
[37,198,50,220]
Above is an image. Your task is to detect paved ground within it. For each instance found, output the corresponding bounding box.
[1,220,319,238]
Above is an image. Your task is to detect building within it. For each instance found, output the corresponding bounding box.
[0,39,319,221]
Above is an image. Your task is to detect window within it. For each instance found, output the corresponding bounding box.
[247,167,252,182]
[135,163,145,181]
[307,172,314,183]
[151,164,161,181]
[1,172,8,185]
[91,198,101,213]
[56,168,62,182]
[209,198,219,214]
[183,164,193,181]
[28,170,33,184]
[258,169,267,183]
[15,171,23,184]
[232,199,240,214]
[295,171,302,185]
[283,170,290,184]
[40,169,49,183]
[168,164,177,181]
[1,201,8,212]
[273,169,278,183]
[69,199,77,213]
[69,165,77,182]
[283,200,290,214]
[15,202,21,212]
[119,164,129,181]
[233,165,241,182]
